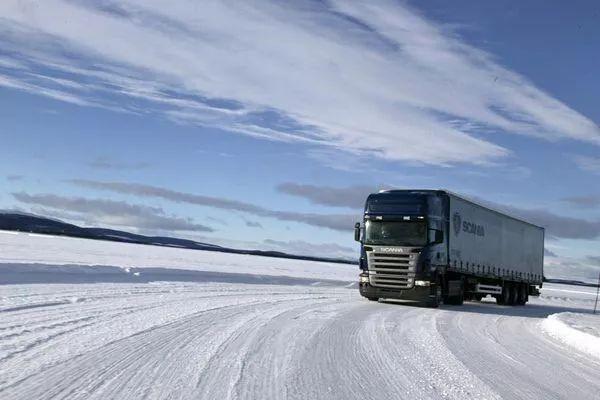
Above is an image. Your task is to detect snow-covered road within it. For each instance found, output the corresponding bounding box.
[1,232,600,399]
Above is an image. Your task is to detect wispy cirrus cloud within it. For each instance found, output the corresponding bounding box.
[69,178,600,239]
[68,179,357,232]
[6,174,24,182]
[573,155,600,175]
[1,0,598,165]
[12,192,213,233]
[87,156,151,171]
[245,220,263,229]
[276,182,379,209]
[562,194,600,208]
[467,197,600,240]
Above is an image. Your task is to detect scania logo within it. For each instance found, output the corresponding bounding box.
[453,212,485,237]
[379,247,404,253]
[453,212,462,236]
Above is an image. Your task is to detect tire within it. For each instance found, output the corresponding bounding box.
[366,297,379,302]
[508,284,518,306]
[497,283,511,305]
[454,289,464,305]
[425,285,442,308]
[425,299,439,308]
[516,284,528,305]
[445,280,464,306]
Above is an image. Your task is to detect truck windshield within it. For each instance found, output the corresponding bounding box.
[364,220,427,246]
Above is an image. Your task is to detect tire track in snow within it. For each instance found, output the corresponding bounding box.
[0,293,341,399]
[2,282,600,400]
[436,304,600,400]
[288,302,500,400]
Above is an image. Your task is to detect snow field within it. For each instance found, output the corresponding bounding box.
[2,231,600,399]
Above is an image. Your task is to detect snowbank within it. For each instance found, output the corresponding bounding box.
[542,312,600,359]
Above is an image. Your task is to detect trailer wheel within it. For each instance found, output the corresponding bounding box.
[508,284,519,305]
[516,284,528,305]
[497,283,511,305]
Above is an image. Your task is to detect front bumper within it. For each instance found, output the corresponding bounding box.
[359,281,435,302]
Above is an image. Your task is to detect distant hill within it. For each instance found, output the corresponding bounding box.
[0,212,356,265]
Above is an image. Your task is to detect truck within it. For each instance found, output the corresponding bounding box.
[354,189,544,307]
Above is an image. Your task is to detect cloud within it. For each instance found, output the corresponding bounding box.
[69,179,358,232]
[464,195,600,240]
[562,194,600,208]
[1,0,598,165]
[544,254,600,283]
[70,179,600,238]
[245,220,263,228]
[87,156,150,170]
[12,192,213,233]
[496,206,600,240]
[588,256,600,266]
[544,248,557,257]
[6,174,24,182]
[573,155,600,175]
[276,182,379,209]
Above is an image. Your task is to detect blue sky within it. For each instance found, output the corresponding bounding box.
[1,1,599,279]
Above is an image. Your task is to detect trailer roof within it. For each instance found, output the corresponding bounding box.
[375,189,545,231]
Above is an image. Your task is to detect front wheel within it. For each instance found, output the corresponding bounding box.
[425,285,442,308]
[366,297,379,302]
[425,299,439,308]
[444,279,464,305]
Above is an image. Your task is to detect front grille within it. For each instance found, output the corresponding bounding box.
[367,250,416,289]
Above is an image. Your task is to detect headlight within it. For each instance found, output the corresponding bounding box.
[414,280,431,286]
[359,275,369,283]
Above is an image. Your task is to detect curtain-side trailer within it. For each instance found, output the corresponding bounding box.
[354,190,544,307]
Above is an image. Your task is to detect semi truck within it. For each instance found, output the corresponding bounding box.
[354,189,544,307]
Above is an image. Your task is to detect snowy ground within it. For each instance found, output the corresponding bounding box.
[1,231,600,400]
[542,311,600,359]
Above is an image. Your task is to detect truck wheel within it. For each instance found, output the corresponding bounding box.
[508,284,518,305]
[454,288,464,305]
[497,283,511,305]
[445,281,464,305]
[425,285,442,308]
[516,284,528,305]
[366,297,379,302]
[425,299,439,308]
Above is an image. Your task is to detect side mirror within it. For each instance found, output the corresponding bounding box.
[354,222,361,242]
[430,229,444,244]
